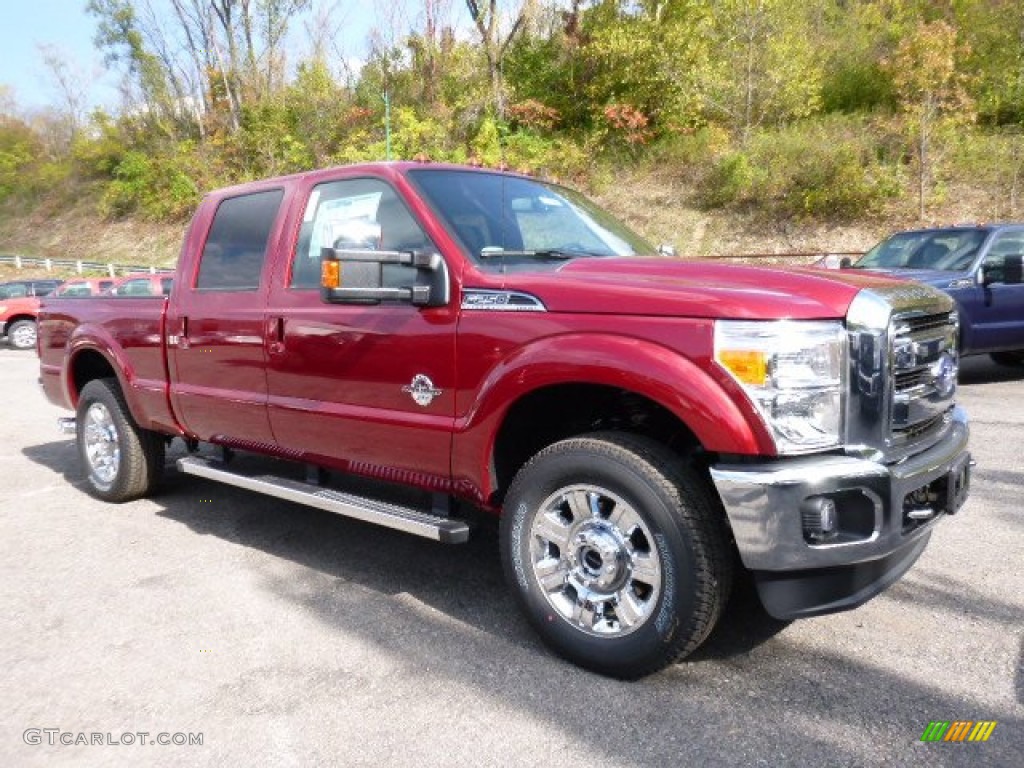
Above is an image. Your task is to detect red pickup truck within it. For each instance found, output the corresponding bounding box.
[38,162,971,678]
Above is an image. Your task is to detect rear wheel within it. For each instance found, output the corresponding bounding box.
[7,319,36,350]
[500,432,733,679]
[77,378,164,502]
[990,351,1024,367]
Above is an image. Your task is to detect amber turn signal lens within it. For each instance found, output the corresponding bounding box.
[717,349,768,386]
[321,260,340,289]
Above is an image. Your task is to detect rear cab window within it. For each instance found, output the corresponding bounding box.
[196,188,285,291]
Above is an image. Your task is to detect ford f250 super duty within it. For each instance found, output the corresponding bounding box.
[38,162,972,678]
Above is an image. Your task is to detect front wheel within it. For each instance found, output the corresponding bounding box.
[500,432,733,679]
[990,351,1024,367]
[7,319,36,350]
[77,378,165,502]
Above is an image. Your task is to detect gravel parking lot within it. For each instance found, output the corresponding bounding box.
[1,347,1021,767]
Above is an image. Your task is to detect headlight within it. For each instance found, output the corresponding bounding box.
[715,319,845,454]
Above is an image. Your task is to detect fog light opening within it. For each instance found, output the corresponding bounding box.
[801,497,838,543]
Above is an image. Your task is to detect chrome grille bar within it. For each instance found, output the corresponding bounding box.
[889,311,958,445]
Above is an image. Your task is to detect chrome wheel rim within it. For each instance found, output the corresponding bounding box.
[11,323,35,348]
[83,403,120,485]
[529,484,663,637]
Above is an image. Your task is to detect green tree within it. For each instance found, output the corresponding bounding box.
[703,0,823,144]
[886,19,975,220]
[0,116,42,201]
[581,0,714,140]
[464,0,536,119]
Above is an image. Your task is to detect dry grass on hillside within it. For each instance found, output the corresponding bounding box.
[0,197,182,271]
[592,167,895,259]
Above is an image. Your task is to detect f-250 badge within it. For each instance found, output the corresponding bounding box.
[402,374,442,407]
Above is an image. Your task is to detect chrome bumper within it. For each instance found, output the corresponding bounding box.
[709,407,970,618]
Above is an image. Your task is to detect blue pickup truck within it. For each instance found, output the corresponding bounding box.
[848,224,1024,365]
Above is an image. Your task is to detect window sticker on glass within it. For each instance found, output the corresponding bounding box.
[302,189,321,222]
[309,192,383,256]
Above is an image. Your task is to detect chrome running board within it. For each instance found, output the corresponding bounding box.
[176,456,469,544]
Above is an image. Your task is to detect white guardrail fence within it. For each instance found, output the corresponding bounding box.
[0,254,174,276]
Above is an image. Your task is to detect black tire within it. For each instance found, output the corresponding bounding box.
[7,319,36,350]
[990,351,1024,367]
[76,378,164,502]
[500,432,733,679]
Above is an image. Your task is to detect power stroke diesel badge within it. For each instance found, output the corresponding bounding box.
[402,374,442,407]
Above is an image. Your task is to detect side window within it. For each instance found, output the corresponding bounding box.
[197,188,284,291]
[985,232,1024,268]
[33,282,60,296]
[0,283,29,299]
[290,178,433,289]
[120,278,154,296]
[62,283,92,297]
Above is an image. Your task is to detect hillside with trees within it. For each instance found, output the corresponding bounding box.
[2,0,1023,267]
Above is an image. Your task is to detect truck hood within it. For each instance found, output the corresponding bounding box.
[851,266,970,288]
[493,258,909,320]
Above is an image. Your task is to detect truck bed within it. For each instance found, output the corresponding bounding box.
[38,295,179,435]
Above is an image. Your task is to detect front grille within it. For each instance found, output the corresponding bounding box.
[893,411,947,441]
[894,369,929,390]
[895,313,951,335]
[888,310,958,447]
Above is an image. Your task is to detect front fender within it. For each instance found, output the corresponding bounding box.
[451,331,774,505]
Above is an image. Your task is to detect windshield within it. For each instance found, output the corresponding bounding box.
[856,228,987,271]
[407,169,656,264]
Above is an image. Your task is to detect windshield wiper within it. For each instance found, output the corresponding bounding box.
[478,247,596,260]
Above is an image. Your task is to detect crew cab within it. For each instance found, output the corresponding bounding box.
[848,225,1024,365]
[1,278,62,349]
[38,162,972,678]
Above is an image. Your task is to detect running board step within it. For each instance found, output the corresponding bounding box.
[176,456,469,544]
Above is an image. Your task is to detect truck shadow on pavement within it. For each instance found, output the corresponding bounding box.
[22,438,789,661]
[21,437,1024,766]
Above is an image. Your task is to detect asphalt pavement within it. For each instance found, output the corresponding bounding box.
[1,348,1021,767]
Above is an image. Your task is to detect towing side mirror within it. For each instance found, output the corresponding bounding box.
[320,247,450,307]
[1006,254,1024,284]
[979,254,1024,286]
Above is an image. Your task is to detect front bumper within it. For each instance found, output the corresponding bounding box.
[709,407,970,619]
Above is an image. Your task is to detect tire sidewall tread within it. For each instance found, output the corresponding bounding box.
[76,378,164,502]
[500,431,732,679]
[7,320,36,350]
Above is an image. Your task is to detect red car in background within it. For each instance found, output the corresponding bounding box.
[106,273,174,297]
[55,277,117,296]
[0,279,63,349]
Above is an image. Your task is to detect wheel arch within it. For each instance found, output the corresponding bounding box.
[452,333,773,508]
[3,313,37,329]
[62,330,145,427]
